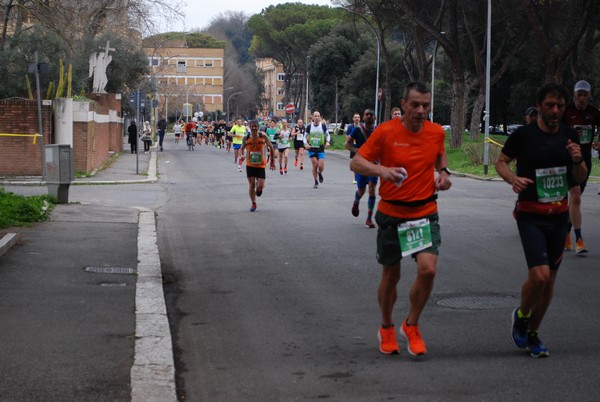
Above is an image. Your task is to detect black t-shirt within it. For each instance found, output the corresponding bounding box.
[502,122,580,202]
[563,104,600,164]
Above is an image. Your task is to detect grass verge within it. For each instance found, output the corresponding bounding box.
[0,188,56,230]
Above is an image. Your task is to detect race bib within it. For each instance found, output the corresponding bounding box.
[249,151,263,164]
[535,166,568,203]
[397,219,433,257]
[310,136,322,147]
[574,125,593,144]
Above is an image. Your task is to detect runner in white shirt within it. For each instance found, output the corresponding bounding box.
[304,111,330,188]
[173,120,182,145]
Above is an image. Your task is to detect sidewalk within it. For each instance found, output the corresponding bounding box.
[0,145,176,401]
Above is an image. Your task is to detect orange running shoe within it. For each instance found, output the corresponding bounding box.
[400,320,427,356]
[565,233,573,251]
[576,237,588,254]
[377,326,399,355]
[294,159,298,167]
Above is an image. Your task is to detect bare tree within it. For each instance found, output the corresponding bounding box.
[522,0,593,83]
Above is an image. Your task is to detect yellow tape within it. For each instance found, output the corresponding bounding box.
[0,133,42,144]
[485,137,504,147]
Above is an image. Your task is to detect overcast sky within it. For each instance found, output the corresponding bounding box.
[155,0,335,32]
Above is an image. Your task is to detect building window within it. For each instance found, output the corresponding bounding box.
[177,61,186,73]
[277,103,285,110]
[277,87,284,96]
[150,58,159,66]
[277,73,285,81]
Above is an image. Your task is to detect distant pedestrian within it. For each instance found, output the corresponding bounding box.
[127,120,138,154]
[157,117,167,151]
[142,121,152,153]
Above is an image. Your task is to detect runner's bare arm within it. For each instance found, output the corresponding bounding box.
[435,152,452,191]
[350,153,405,183]
[495,152,533,193]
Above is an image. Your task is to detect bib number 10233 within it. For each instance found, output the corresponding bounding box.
[535,166,567,203]
[397,218,432,257]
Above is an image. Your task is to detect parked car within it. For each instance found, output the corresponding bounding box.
[442,125,451,131]
[327,123,341,135]
[507,124,523,135]
[489,125,505,135]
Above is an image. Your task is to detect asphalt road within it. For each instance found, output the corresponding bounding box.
[4,142,599,401]
[153,144,600,401]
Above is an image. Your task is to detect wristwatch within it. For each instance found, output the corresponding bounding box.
[440,167,452,175]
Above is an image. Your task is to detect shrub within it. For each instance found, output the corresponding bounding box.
[0,188,55,229]
[463,142,502,166]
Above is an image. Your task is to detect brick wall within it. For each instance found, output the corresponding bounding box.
[0,95,123,177]
[0,99,52,176]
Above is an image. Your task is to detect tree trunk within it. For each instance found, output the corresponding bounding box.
[449,67,466,149]
[469,92,485,140]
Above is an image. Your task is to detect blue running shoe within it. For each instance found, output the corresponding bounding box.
[511,308,529,349]
[527,332,549,358]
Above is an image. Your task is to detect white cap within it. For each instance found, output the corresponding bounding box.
[574,80,591,92]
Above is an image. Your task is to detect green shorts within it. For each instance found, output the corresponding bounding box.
[375,211,441,266]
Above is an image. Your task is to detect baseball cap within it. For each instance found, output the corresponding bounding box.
[525,106,537,116]
[574,80,591,92]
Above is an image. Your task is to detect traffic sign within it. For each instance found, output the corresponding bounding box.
[129,90,145,110]
[285,103,295,114]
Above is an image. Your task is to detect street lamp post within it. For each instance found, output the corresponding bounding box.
[347,10,380,121]
[185,83,201,121]
[483,0,492,175]
[227,91,242,122]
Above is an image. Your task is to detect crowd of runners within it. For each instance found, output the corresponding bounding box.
[153,80,598,360]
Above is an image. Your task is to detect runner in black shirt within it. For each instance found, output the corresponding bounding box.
[496,83,587,358]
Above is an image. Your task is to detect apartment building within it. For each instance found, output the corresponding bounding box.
[255,57,286,119]
[144,39,225,121]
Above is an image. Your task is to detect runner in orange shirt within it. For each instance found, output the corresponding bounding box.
[350,82,452,357]
[239,120,276,212]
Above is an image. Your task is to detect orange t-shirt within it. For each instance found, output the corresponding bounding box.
[245,133,268,168]
[357,119,445,219]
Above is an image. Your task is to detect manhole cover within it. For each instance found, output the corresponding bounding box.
[437,295,518,310]
[84,267,136,275]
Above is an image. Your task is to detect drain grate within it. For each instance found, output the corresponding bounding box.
[437,294,518,310]
[84,267,136,275]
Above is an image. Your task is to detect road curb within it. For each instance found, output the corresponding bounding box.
[130,208,177,402]
[0,233,19,256]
